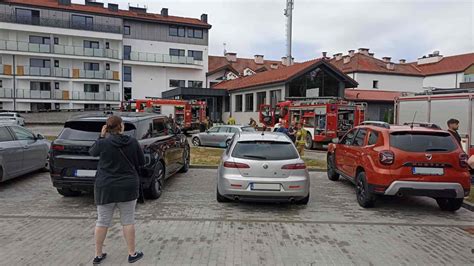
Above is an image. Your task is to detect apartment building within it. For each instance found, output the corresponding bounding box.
[0,0,210,111]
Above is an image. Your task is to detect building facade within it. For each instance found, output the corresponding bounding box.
[0,0,210,111]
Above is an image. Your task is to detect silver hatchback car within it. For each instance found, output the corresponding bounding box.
[217,132,310,204]
[192,125,256,148]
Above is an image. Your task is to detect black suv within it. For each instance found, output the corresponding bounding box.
[49,112,190,199]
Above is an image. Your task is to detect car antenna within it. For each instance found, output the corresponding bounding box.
[410,111,417,130]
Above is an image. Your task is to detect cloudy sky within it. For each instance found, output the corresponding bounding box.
[76,0,473,62]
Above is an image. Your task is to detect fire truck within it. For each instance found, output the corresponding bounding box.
[259,97,366,149]
[124,98,207,133]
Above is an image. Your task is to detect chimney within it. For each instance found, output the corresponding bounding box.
[333,53,343,61]
[201,14,208,23]
[108,3,119,12]
[358,48,370,55]
[225,52,237,62]
[343,55,351,64]
[368,52,374,57]
[417,50,443,65]
[129,6,147,13]
[85,0,104,8]
[58,0,71,5]
[322,51,328,58]
[348,50,355,57]
[382,56,391,63]
[270,63,278,69]
[386,62,395,70]
[254,55,264,64]
[161,8,168,17]
[399,59,406,64]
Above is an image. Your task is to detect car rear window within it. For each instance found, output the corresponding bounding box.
[241,127,256,132]
[232,141,299,160]
[390,131,457,152]
[58,121,136,140]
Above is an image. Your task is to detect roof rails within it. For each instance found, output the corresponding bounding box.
[360,121,390,129]
[402,122,441,130]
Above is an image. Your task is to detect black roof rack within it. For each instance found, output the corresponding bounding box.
[360,121,390,129]
[402,122,441,130]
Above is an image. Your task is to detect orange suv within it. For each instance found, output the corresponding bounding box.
[327,121,471,211]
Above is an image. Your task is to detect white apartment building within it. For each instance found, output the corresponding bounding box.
[0,0,210,112]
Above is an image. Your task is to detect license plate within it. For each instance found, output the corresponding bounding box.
[250,183,281,191]
[412,167,444,176]
[75,170,97,177]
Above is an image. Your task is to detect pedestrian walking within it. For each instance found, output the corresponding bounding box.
[89,115,145,265]
[447,118,461,145]
[295,123,307,156]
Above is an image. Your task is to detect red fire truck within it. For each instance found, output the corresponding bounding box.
[124,98,207,133]
[259,97,366,149]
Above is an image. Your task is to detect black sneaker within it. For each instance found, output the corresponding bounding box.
[128,251,144,264]
[92,253,107,265]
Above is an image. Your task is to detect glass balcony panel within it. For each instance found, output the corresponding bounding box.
[39,44,50,53]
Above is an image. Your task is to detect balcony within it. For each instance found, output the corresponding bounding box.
[0,88,120,101]
[71,91,120,101]
[0,13,122,34]
[0,88,13,98]
[0,64,12,75]
[15,89,66,100]
[17,66,70,78]
[72,69,120,80]
[0,40,120,60]
[125,51,203,66]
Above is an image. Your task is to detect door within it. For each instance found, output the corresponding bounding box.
[335,128,358,176]
[200,126,219,146]
[214,126,233,147]
[0,127,23,180]
[9,126,45,172]
[345,128,368,178]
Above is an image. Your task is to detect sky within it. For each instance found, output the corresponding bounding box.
[75,0,473,62]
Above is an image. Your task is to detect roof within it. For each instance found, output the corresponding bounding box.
[3,0,211,28]
[409,53,474,76]
[330,53,423,76]
[237,132,292,142]
[208,55,286,77]
[358,124,446,133]
[213,58,358,91]
[68,112,162,122]
[345,89,405,102]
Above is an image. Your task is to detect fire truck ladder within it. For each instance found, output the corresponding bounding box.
[285,97,344,106]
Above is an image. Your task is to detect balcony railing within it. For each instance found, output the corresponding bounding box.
[15,89,65,100]
[125,51,203,66]
[71,91,120,101]
[0,13,122,34]
[72,69,119,80]
[0,40,120,59]
[18,66,70,78]
[0,88,120,101]
[0,88,13,98]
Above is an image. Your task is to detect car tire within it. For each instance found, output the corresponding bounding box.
[305,133,313,150]
[57,188,81,197]
[192,137,201,146]
[145,162,164,200]
[327,154,340,181]
[178,147,190,173]
[296,193,310,205]
[436,198,463,211]
[216,186,230,203]
[355,172,376,208]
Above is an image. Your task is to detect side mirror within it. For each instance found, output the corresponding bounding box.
[332,137,339,144]
[36,134,44,140]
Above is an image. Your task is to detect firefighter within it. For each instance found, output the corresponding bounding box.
[288,121,297,143]
[249,118,257,129]
[447,118,461,145]
[227,115,236,125]
[295,123,307,156]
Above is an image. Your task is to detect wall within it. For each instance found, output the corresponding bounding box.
[422,73,464,88]
[354,72,424,92]
[207,70,225,88]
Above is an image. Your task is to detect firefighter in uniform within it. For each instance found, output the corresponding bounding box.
[295,123,307,156]
[227,115,236,125]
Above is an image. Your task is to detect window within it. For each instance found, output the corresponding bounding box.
[123,45,131,60]
[245,93,254,112]
[105,42,110,49]
[235,95,243,112]
[15,8,40,25]
[10,126,35,141]
[84,40,99,49]
[188,50,203,60]
[256,92,266,110]
[341,129,357,145]
[84,84,99,93]
[0,80,3,88]
[169,25,185,37]
[169,79,185,88]
[105,84,110,92]
[152,119,167,137]
[390,132,457,152]
[54,37,59,45]
[59,121,136,141]
[29,36,50,44]
[232,141,299,160]
[270,90,281,108]
[124,25,131,35]
[105,63,110,70]
[170,49,185,57]
[188,81,203,88]
[54,60,59,68]
[373,80,379,89]
[353,129,367,146]
[31,82,51,91]
[84,62,99,71]
[208,127,220,133]
[0,127,14,142]
[124,87,132,101]
[187,28,203,39]
[123,66,132,82]
[71,15,93,30]
[218,127,230,133]
[224,96,230,112]
[55,82,60,90]
[30,58,50,68]
[368,131,379,145]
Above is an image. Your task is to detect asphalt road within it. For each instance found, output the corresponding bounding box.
[0,169,473,265]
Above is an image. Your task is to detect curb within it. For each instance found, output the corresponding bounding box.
[462,201,474,211]
[190,164,326,172]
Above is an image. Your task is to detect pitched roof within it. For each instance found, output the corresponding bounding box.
[3,0,211,28]
[410,53,474,76]
[213,58,358,91]
[208,55,286,76]
[330,53,423,76]
[344,89,405,102]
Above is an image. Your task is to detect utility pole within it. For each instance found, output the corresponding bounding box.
[284,0,294,66]
[13,54,16,111]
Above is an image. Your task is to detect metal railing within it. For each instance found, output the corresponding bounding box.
[125,51,203,66]
[22,67,70,78]
[0,13,122,34]
[76,70,117,80]
[0,40,120,59]
[71,91,120,101]
[0,88,13,98]
[15,89,65,100]
[2,89,120,101]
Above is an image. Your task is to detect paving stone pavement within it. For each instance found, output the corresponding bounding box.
[0,169,473,265]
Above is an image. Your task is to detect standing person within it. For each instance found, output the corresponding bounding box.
[89,115,145,265]
[249,117,257,129]
[206,116,213,129]
[288,122,296,143]
[227,115,236,125]
[447,118,461,145]
[295,123,307,156]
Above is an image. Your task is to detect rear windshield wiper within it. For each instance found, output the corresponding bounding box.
[242,155,267,160]
[425,148,448,152]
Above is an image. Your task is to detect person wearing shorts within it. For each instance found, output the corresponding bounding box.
[89,115,145,264]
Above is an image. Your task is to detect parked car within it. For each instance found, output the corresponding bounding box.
[217,132,310,204]
[0,125,49,182]
[0,112,25,126]
[192,125,256,148]
[327,121,471,211]
[49,112,190,198]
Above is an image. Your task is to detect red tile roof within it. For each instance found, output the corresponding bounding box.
[208,55,286,76]
[410,53,474,76]
[344,89,405,102]
[3,0,211,28]
[213,58,358,91]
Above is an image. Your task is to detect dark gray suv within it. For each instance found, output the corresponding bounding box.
[49,112,190,199]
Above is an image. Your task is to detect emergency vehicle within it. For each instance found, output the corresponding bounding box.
[259,97,366,149]
[124,98,207,133]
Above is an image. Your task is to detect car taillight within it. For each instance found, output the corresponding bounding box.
[379,150,394,165]
[223,161,250,169]
[459,153,469,168]
[282,163,307,170]
[51,145,64,151]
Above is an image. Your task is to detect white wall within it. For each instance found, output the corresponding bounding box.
[354,72,424,92]
[207,70,225,87]
[422,73,464,88]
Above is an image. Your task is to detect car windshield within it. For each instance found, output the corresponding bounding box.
[390,131,457,152]
[232,141,299,160]
[58,121,136,141]
[0,114,14,117]
[241,127,256,132]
